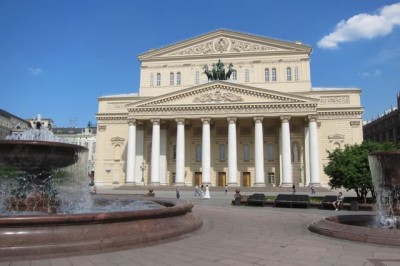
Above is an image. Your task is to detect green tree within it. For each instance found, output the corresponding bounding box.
[324,140,397,203]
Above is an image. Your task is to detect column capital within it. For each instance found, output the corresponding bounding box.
[201,117,211,124]
[151,118,160,125]
[127,119,136,126]
[307,114,318,122]
[280,115,291,123]
[253,116,264,123]
[175,118,185,125]
[227,116,237,124]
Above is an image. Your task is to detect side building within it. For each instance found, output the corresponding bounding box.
[53,126,97,177]
[0,109,30,140]
[95,29,363,188]
[363,92,400,146]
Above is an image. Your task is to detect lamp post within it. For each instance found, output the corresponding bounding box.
[140,161,146,184]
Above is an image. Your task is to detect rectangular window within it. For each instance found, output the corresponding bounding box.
[150,73,154,86]
[232,70,237,81]
[156,73,161,86]
[243,144,250,161]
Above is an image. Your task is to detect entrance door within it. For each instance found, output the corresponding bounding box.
[243,172,251,187]
[194,172,202,186]
[218,172,226,187]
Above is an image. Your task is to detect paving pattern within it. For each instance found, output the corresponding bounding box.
[2,189,400,266]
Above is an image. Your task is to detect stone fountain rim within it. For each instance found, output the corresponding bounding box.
[308,214,400,246]
[0,197,192,226]
[0,140,88,151]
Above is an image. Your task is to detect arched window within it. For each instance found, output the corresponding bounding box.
[245,69,250,82]
[195,144,202,161]
[294,66,299,81]
[156,73,161,86]
[272,68,277,81]
[232,70,237,80]
[268,144,274,162]
[149,73,154,86]
[169,72,174,85]
[264,68,269,81]
[195,71,200,84]
[286,67,292,81]
[243,144,250,161]
[176,72,181,85]
[219,144,226,161]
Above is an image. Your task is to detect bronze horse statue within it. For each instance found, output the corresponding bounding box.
[203,60,234,81]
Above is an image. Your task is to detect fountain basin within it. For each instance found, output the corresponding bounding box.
[308,214,400,246]
[0,140,87,173]
[0,197,202,261]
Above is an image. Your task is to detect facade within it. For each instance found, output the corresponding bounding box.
[363,93,400,146]
[95,30,363,188]
[53,126,97,176]
[26,116,54,129]
[0,109,30,140]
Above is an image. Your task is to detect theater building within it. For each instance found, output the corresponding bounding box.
[95,29,363,188]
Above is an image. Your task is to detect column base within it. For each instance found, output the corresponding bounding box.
[227,182,239,187]
[124,182,136,186]
[149,182,160,186]
[309,182,321,187]
[281,183,293,187]
[174,182,185,186]
[253,182,266,187]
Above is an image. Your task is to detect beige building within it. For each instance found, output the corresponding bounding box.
[95,29,363,188]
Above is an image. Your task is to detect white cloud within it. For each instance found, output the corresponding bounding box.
[318,2,400,49]
[28,67,43,75]
[359,69,382,77]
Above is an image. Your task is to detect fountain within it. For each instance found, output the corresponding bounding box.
[308,150,400,246]
[0,116,202,261]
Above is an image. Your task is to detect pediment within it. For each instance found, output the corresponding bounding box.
[139,29,311,60]
[127,81,318,110]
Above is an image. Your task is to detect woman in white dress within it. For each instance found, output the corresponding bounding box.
[203,185,211,199]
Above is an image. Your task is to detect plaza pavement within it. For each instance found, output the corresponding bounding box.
[2,187,400,266]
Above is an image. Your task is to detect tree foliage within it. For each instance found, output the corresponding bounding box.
[324,140,397,202]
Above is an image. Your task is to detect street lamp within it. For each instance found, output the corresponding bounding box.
[140,161,146,184]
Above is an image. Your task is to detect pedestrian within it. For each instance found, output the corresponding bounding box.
[292,184,296,195]
[310,184,315,194]
[203,185,211,199]
[224,185,228,195]
[333,192,344,211]
[194,185,200,196]
[176,187,180,199]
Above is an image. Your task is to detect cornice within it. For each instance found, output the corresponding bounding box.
[317,111,363,119]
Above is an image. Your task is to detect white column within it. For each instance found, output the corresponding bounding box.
[175,118,185,185]
[304,126,311,186]
[227,117,238,186]
[201,117,211,185]
[281,115,292,187]
[126,119,136,184]
[160,127,167,185]
[254,116,265,187]
[134,126,144,185]
[308,115,321,186]
[150,118,160,185]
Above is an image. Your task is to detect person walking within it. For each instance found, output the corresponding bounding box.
[203,185,211,199]
[176,187,180,199]
[194,185,200,196]
[224,185,228,195]
[292,184,296,195]
[310,184,315,194]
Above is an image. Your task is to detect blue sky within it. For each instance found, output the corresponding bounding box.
[1,0,399,127]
